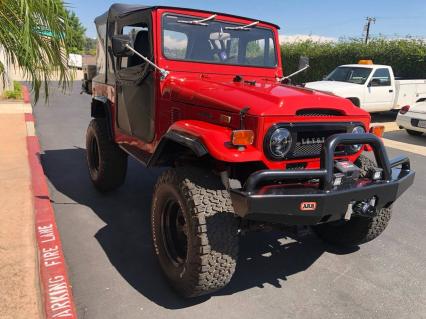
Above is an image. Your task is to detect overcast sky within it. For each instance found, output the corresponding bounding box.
[69,0,426,41]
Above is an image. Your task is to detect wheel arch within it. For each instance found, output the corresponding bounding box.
[91,96,114,140]
[347,97,361,107]
[148,131,209,167]
[148,120,263,167]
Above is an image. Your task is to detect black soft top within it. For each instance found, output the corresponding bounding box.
[94,3,280,29]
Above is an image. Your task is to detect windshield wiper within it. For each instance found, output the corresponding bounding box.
[177,14,217,26]
[225,21,259,31]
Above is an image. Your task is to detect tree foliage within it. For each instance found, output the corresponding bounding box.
[281,38,426,83]
[66,10,86,54]
[0,0,77,102]
[84,37,97,56]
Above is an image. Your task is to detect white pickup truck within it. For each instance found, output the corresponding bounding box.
[305,61,426,113]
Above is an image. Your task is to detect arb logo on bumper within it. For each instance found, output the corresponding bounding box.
[300,202,317,211]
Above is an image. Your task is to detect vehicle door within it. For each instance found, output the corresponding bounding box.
[115,14,155,142]
[364,68,395,112]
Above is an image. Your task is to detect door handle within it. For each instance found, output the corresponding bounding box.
[389,89,394,93]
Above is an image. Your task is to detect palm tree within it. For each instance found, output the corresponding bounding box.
[0,0,75,102]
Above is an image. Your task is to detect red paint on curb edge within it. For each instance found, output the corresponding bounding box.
[25,112,34,122]
[22,85,31,103]
[25,109,78,317]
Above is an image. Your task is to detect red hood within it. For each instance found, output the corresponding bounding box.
[166,74,368,117]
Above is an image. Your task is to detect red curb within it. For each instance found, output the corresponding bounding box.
[25,113,34,122]
[22,85,31,103]
[25,104,78,318]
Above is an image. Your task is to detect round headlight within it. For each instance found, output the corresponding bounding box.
[267,128,292,159]
[350,126,365,152]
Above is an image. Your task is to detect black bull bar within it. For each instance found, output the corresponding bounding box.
[230,133,415,225]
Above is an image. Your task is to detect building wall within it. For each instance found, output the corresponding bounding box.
[0,46,12,95]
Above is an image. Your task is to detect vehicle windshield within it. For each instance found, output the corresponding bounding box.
[162,14,277,68]
[325,66,372,84]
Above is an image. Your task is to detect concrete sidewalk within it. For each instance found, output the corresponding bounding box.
[0,103,40,318]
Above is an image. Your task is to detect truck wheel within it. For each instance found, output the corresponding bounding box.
[313,155,392,247]
[406,129,423,136]
[151,167,239,297]
[86,118,127,192]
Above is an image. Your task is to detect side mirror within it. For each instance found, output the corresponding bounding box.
[369,78,381,87]
[112,35,134,57]
[298,56,310,70]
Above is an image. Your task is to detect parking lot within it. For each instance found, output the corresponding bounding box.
[34,83,426,319]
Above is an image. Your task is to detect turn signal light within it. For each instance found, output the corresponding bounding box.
[399,105,410,114]
[231,130,254,146]
[370,125,385,137]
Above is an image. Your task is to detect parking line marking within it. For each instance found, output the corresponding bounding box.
[382,138,426,156]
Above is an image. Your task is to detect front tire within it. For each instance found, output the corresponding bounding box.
[313,155,392,247]
[86,118,127,192]
[151,167,239,298]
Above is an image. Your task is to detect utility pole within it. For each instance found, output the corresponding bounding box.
[364,17,376,44]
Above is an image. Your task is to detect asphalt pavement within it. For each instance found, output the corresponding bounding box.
[34,83,426,319]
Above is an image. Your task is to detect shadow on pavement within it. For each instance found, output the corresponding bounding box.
[384,130,425,146]
[370,111,397,123]
[40,147,357,309]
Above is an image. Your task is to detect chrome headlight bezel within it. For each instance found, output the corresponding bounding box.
[264,125,293,160]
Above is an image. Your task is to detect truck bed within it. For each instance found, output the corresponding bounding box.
[394,79,426,109]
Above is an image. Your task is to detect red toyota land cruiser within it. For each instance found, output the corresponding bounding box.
[82,4,415,298]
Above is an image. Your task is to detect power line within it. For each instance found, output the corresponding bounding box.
[363,17,376,44]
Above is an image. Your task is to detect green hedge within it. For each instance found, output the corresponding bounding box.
[3,81,22,100]
[281,39,426,83]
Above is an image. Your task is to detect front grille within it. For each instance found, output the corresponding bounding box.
[292,143,324,157]
[290,129,344,158]
[296,109,343,117]
[286,162,307,170]
[264,123,362,161]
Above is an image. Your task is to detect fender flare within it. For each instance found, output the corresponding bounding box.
[148,120,263,167]
[91,96,114,140]
[346,97,361,107]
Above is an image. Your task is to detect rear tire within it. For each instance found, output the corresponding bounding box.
[86,118,127,192]
[313,155,392,247]
[406,129,423,136]
[151,167,239,297]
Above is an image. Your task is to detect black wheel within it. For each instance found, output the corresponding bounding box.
[151,167,239,298]
[86,118,127,192]
[406,129,423,136]
[313,155,392,247]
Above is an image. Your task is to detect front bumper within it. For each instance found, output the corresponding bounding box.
[230,133,415,225]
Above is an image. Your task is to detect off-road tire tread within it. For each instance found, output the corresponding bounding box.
[356,154,377,178]
[313,154,392,247]
[86,118,127,192]
[151,167,238,297]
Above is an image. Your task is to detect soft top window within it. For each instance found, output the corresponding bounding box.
[95,22,106,75]
[162,14,277,68]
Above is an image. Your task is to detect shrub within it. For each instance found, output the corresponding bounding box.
[281,38,426,83]
[3,81,23,100]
